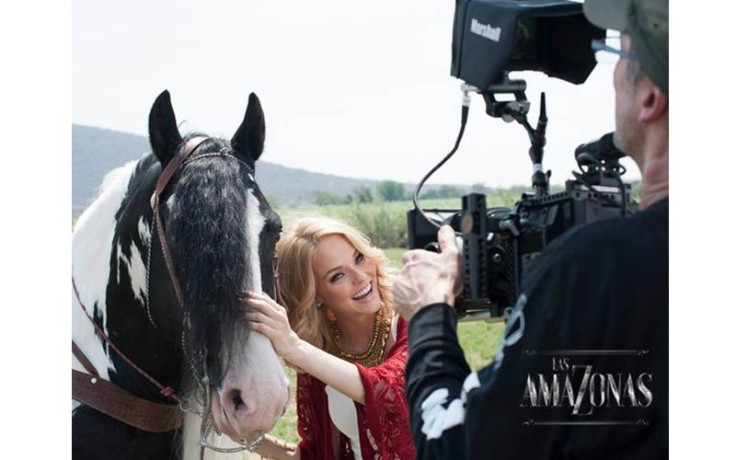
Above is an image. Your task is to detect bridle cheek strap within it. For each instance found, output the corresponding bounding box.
[150,136,209,307]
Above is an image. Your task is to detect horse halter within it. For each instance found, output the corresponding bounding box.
[150,137,273,454]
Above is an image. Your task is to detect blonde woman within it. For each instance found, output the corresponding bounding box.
[227,217,414,459]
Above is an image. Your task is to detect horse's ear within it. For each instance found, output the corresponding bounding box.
[149,90,183,167]
[231,93,265,169]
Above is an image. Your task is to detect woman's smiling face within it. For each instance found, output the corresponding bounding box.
[311,234,380,319]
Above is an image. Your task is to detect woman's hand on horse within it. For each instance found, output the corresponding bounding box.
[258,434,301,460]
[244,292,301,362]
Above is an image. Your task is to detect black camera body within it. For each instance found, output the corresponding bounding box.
[407,0,634,319]
[408,146,637,318]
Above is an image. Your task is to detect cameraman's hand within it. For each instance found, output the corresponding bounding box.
[393,225,461,321]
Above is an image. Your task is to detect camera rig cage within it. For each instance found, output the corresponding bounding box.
[407,0,637,320]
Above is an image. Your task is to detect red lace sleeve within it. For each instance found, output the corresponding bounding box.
[296,371,329,459]
[354,317,415,459]
[297,371,354,460]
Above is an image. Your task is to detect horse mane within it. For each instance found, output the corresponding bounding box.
[165,134,254,387]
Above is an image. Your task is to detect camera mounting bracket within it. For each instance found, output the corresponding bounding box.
[478,72,550,196]
[480,72,530,122]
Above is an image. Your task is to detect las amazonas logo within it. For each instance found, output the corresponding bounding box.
[521,357,653,416]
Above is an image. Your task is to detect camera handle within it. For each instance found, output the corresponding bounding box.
[480,72,550,196]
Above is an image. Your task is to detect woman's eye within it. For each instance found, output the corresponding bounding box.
[355,252,364,264]
[330,273,344,283]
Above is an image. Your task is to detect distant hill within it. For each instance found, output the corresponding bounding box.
[72,125,392,216]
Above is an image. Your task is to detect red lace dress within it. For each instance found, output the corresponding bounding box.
[295,317,414,460]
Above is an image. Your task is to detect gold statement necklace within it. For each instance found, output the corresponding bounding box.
[331,308,391,368]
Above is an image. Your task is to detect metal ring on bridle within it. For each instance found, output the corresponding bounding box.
[199,424,265,453]
[196,375,265,454]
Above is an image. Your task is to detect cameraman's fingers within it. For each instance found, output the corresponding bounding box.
[437,225,462,295]
[437,225,459,259]
[401,249,424,265]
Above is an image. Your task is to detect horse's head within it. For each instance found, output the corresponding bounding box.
[148,90,288,442]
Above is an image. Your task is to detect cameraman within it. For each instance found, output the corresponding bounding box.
[393,0,668,458]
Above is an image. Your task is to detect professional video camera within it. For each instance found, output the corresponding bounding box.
[407,0,637,320]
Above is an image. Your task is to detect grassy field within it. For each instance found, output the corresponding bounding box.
[267,243,506,445]
[275,194,524,235]
[273,192,523,252]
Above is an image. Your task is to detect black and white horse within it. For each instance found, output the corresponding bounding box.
[72,91,289,459]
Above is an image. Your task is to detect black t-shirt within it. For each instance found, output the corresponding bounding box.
[406,198,668,459]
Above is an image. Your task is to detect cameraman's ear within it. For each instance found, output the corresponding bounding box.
[638,82,668,123]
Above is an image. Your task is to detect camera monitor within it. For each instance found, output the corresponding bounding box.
[451,0,605,90]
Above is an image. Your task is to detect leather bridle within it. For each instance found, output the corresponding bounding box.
[150,136,209,308]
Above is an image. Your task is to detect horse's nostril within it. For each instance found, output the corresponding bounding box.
[229,390,245,411]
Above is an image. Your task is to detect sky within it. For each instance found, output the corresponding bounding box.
[72,0,638,188]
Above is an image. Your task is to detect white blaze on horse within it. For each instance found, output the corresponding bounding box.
[72,90,289,459]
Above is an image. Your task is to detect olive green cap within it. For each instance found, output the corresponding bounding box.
[584,0,668,94]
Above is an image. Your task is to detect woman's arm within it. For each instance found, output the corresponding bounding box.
[256,434,300,460]
[245,292,367,404]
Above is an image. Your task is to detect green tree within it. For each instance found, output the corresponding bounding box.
[353,186,374,204]
[312,191,344,206]
[420,188,439,199]
[376,180,406,202]
[437,184,464,198]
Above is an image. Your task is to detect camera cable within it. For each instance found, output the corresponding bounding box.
[412,85,472,231]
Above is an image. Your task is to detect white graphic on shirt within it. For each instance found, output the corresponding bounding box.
[493,293,527,371]
[418,295,527,440]
[420,372,481,440]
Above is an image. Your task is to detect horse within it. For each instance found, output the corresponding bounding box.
[72,90,289,459]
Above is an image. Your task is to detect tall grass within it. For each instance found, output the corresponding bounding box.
[276,190,522,250]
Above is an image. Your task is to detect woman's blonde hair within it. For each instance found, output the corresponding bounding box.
[276,216,393,351]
